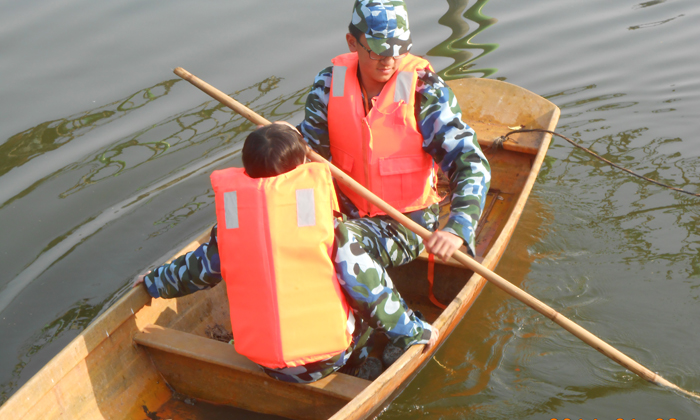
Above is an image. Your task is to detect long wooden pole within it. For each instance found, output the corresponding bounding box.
[173,66,699,400]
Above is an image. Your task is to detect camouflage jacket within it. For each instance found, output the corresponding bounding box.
[299,65,491,255]
[143,224,431,350]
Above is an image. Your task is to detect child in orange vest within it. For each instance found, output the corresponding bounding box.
[135,123,438,383]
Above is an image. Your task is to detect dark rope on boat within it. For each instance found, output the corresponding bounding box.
[495,128,700,198]
[490,135,506,150]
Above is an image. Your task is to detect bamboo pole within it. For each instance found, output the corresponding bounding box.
[173,66,700,400]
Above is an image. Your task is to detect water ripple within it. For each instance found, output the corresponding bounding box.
[629,14,684,30]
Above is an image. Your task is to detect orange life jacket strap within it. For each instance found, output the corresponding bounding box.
[427,254,447,309]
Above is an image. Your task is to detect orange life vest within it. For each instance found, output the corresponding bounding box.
[211,163,353,369]
[327,52,442,217]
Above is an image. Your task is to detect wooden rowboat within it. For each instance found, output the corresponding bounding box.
[0,78,560,420]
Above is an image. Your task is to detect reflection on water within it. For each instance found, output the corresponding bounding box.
[0,80,177,180]
[0,110,115,177]
[538,88,700,285]
[0,80,179,213]
[428,0,498,80]
[634,0,668,9]
[557,91,628,111]
[53,77,294,199]
[628,14,684,30]
[149,188,214,239]
[60,139,171,198]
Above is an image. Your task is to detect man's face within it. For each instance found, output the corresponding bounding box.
[346,34,402,87]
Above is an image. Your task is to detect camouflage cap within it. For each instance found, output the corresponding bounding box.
[351,0,412,57]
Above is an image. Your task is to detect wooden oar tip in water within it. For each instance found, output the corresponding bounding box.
[656,377,700,401]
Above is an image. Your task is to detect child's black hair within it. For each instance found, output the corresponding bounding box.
[242,124,307,178]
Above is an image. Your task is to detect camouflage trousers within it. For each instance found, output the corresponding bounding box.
[342,204,441,269]
[263,205,439,383]
[261,311,374,383]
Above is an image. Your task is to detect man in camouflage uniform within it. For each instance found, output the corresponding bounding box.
[299,1,490,272]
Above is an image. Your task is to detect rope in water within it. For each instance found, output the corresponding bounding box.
[494,129,700,198]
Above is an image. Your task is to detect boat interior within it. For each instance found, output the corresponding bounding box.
[128,134,544,420]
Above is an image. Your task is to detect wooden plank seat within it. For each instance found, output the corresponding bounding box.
[134,324,371,420]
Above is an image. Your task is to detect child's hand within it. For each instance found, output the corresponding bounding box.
[423,326,440,353]
[132,274,147,288]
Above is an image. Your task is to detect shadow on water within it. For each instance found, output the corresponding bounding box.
[427,0,499,80]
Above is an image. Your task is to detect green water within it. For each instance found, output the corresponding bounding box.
[1,0,699,418]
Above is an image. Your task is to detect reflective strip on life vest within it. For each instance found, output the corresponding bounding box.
[332,66,347,97]
[394,71,413,104]
[223,191,239,229]
[296,188,316,227]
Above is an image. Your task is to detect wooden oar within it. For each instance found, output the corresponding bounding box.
[173,66,700,400]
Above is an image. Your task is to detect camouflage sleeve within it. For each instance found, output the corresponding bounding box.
[298,66,333,159]
[333,219,433,350]
[416,68,491,256]
[144,225,222,299]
